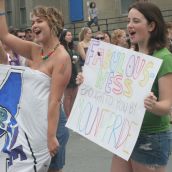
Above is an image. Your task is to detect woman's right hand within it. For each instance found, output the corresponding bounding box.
[48,136,59,157]
[76,72,84,85]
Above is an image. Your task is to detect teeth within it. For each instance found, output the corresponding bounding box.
[130,32,135,35]
[34,30,41,35]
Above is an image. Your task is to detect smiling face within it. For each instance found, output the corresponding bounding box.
[65,31,73,43]
[127,8,154,48]
[31,15,51,44]
[104,33,111,43]
[127,2,167,54]
[31,6,64,44]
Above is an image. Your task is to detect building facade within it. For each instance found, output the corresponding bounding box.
[5,0,172,35]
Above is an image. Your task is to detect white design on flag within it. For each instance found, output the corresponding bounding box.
[0,65,51,172]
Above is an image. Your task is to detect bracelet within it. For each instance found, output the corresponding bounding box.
[0,12,5,16]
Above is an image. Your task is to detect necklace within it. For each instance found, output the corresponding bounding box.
[41,42,60,60]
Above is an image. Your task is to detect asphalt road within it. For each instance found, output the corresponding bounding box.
[0,130,171,172]
[64,130,172,172]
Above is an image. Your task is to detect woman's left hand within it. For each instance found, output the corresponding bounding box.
[144,92,157,111]
[76,72,84,85]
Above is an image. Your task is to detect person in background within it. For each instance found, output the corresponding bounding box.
[94,31,105,41]
[5,27,26,66]
[60,29,81,118]
[16,29,26,40]
[166,22,172,53]
[77,27,92,66]
[111,29,129,48]
[8,26,18,36]
[0,2,71,171]
[87,1,100,31]
[25,28,34,42]
[111,2,172,172]
[1,41,26,66]
[103,31,111,43]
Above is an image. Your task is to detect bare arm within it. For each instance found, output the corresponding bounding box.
[0,41,8,64]
[0,0,36,60]
[144,73,172,115]
[47,52,71,156]
[77,42,86,61]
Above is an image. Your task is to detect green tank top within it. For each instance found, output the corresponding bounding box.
[141,48,172,133]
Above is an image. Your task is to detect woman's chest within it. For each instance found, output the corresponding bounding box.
[28,58,52,77]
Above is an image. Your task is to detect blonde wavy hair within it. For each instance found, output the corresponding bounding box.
[78,27,91,42]
[31,6,64,37]
[111,29,126,45]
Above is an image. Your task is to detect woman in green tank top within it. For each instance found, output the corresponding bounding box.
[111,2,172,172]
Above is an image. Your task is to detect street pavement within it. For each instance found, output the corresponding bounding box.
[64,130,172,172]
[0,130,171,172]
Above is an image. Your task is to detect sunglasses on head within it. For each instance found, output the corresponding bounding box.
[95,37,104,40]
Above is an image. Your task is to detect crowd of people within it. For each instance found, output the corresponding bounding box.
[0,0,172,172]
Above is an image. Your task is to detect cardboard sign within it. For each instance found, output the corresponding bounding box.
[66,39,162,160]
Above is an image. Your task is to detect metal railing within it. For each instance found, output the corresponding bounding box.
[64,8,172,41]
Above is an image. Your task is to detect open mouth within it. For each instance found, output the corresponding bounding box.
[129,31,136,36]
[33,29,41,36]
[128,31,136,41]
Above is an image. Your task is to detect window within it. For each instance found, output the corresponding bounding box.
[19,0,26,27]
[121,0,135,14]
[19,0,25,7]
[5,0,13,26]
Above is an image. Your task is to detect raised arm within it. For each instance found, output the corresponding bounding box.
[0,0,35,60]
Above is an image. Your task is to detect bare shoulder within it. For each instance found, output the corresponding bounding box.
[54,45,70,63]
[48,45,71,85]
[52,45,71,73]
[77,41,85,50]
[78,41,84,47]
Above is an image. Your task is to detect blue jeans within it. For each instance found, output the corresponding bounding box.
[130,130,172,166]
